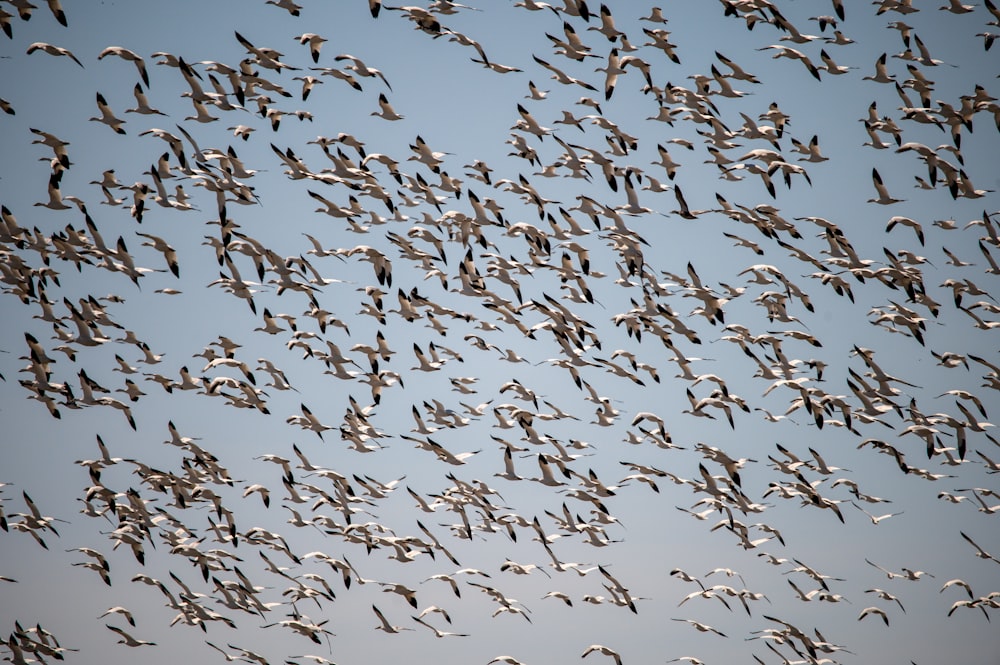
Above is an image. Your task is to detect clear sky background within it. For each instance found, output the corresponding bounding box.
[1,1,999,664]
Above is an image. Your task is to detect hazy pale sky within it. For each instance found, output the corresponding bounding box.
[1,1,999,664]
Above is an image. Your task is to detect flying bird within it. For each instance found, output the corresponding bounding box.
[98,46,149,85]
[868,168,905,205]
[27,41,83,67]
[106,624,156,647]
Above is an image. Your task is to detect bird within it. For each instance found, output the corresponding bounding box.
[790,134,829,162]
[862,52,895,84]
[886,216,925,245]
[379,582,419,608]
[34,171,72,210]
[532,55,598,91]
[372,604,413,633]
[671,618,727,637]
[296,33,328,63]
[98,607,136,626]
[582,644,623,665]
[868,168,904,204]
[135,232,180,277]
[756,44,822,80]
[266,0,302,15]
[960,531,1000,564]
[819,48,855,75]
[867,558,934,580]
[940,578,975,598]
[335,53,392,90]
[501,558,551,578]
[541,590,573,606]
[27,41,83,67]
[106,624,156,647]
[865,588,906,612]
[90,92,127,134]
[852,502,904,524]
[410,614,469,637]
[286,403,333,438]
[715,51,760,83]
[125,83,166,116]
[939,0,976,13]
[98,46,149,85]
[858,606,890,626]
[371,93,404,120]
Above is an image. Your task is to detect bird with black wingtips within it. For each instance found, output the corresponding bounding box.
[89,92,127,134]
[98,46,149,86]
[27,41,83,66]
[106,624,156,647]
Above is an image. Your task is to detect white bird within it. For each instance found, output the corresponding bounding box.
[135,232,180,277]
[715,50,760,83]
[125,83,166,115]
[106,624,156,647]
[866,588,906,612]
[671,618,727,637]
[939,0,976,13]
[410,614,469,637]
[34,171,71,211]
[532,55,598,91]
[501,558,551,578]
[858,606,890,625]
[335,53,392,90]
[868,168,904,205]
[790,134,829,162]
[98,607,136,626]
[286,403,332,438]
[641,6,669,23]
[371,93,404,120]
[267,0,302,15]
[514,103,552,139]
[819,48,855,75]
[90,92,127,134]
[98,46,149,85]
[582,644,623,665]
[862,52,895,84]
[296,33,328,63]
[372,604,413,633]
[866,558,933,580]
[852,502,904,524]
[756,44,822,80]
[940,578,974,598]
[960,531,1000,564]
[27,41,83,67]
[885,215,924,244]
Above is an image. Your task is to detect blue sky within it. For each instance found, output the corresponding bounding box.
[1,1,999,664]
